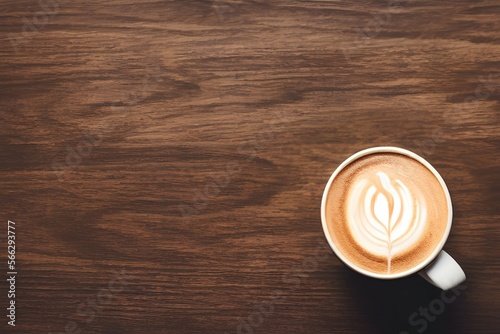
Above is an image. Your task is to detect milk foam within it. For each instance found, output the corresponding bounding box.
[325,153,450,275]
[347,171,427,274]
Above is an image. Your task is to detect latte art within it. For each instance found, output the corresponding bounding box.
[348,171,427,273]
[324,152,449,275]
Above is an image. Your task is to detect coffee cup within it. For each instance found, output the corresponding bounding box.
[321,146,466,290]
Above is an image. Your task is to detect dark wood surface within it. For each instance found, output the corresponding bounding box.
[1,1,499,333]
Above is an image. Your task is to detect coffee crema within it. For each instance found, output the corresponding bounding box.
[325,153,449,275]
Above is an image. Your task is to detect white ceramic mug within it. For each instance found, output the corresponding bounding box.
[321,147,466,290]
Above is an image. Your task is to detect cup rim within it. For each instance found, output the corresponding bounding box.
[320,146,453,279]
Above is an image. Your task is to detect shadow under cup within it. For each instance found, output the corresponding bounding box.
[321,147,453,280]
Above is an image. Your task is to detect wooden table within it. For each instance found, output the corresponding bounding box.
[1,1,499,333]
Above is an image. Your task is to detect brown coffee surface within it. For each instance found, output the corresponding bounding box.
[325,152,449,275]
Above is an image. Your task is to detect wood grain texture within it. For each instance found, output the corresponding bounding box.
[0,1,499,333]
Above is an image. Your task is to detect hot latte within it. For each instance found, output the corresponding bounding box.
[324,152,449,275]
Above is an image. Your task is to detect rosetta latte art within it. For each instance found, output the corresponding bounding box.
[348,171,427,273]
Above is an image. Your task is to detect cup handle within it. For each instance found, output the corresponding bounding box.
[418,250,466,290]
